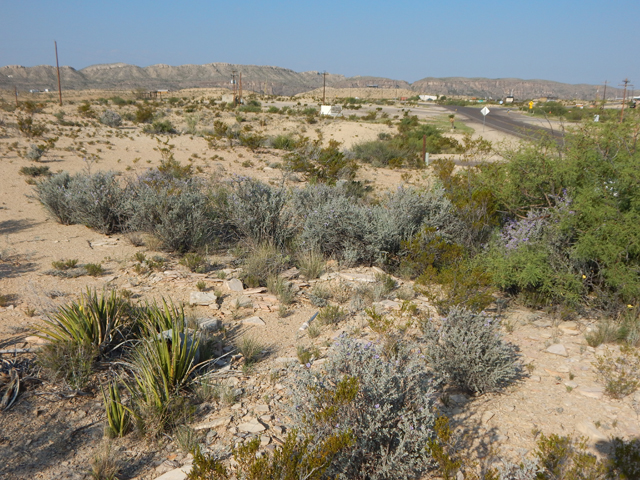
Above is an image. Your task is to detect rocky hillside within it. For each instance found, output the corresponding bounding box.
[0,62,621,99]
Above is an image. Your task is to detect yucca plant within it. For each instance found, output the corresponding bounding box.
[38,289,130,355]
[125,312,201,435]
[137,298,185,334]
[102,381,131,437]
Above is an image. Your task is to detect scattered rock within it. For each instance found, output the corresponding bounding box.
[576,386,604,400]
[338,272,376,283]
[374,300,400,310]
[225,278,244,292]
[198,318,222,332]
[280,267,299,280]
[154,464,193,480]
[546,344,568,357]
[481,410,495,424]
[193,416,232,431]
[242,316,265,326]
[189,292,217,306]
[244,287,268,295]
[236,296,253,308]
[238,421,266,433]
[576,421,608,441]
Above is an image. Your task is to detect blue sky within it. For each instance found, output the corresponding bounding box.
[1,0,638,86]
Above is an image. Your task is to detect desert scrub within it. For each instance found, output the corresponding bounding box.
[237,335,263,366]
[288,335,438,480]
[38,340,98,390]
[122,171,225,253]
[421,307,521,394]
[99,109,122,128]
[593,346,640,398]
[317,305,347,325]
[34,171,126,234]
[267,275,295,305]
[296,248,325,279]
[19,165,51,177]
[85,263,105,276]
[187,429,351,480]
[239,243,290,288]
[227,177,294,247]
[180,253,207,273]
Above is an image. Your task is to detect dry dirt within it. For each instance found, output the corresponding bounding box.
[0,89,637,480]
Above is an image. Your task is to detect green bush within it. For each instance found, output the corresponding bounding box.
[285,139,358,185]
[239,244,290,288]
[143,119,175,134]
[19,165,51,177]
[422,307,521,394]
[134,103,155,123]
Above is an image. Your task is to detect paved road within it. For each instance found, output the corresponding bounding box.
[443,106,565,142]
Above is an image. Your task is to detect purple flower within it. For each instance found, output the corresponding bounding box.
[375,404,380,409]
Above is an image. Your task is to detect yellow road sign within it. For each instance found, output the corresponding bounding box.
[529,101,534,109]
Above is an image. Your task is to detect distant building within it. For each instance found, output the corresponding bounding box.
[419,95,437,101]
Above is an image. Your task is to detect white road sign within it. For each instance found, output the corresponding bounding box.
[481,106,490,116]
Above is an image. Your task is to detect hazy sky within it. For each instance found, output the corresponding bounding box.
[1,0,638,86]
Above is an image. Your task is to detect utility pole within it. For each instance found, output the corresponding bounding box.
[231,70,237,106]
[14,86,18,107]
[322,71,327,104]
[601,81,607,110]
[54,40,62,106]
[239,72,242,105]
[619,78,632,123]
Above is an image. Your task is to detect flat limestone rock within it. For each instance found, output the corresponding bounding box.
[546,344,568,357]
[225,278,244,292]
[189,292,217,306]
[242,316,265,326]
[576,421,608,441]
[338,272,376,283]
[374,300,401,310]
[198,318,222,332]
[154,464,193,480]
[193,416,232,431]
[238,421,266,433]
[244,287,268,295]
[576,386,604,399]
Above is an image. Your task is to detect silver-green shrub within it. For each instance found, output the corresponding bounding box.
[288,335,439,480]
[227,177,293,247]
[122,171,223,253]
[99,109,122,127]
[26,143,45,161]
[422,307,522,394]
[34,172,75,224]
[34,171,125,233]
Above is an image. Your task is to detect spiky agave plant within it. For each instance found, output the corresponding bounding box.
[102,380,131,437]
[124,301,201,435]
[38,288,130,355]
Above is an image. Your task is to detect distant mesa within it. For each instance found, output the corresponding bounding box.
[0,62,621,99]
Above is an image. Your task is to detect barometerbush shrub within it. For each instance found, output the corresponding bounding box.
[99,109,122,127]
[288,335,439,480]
[122,170,225,253]
[35,171,125,234]
[422,307,521,394]
[227,176,293,247]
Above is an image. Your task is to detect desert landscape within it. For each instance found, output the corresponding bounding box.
[0,81,639,480]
